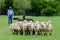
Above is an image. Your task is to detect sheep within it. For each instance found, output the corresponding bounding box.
[10,20,53,36]
[27,21,34,35]
[16,21,28,35]
[21,21,30,35]
[18,22,24,35]
[40,21,53,36]
[35,21,43,35]
[29,22,37,35]
[27,21,45,35]
[33,21,46,35]
[39,22,46,35]
[45,21,53,36]
[10,22,21,35]
[18,20,32,35]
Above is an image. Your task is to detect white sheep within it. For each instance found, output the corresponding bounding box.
[10,20,53,36]
[41,21,53,36]
[28,22,37,35]
[22,21,29,35]
[10,22,21,35]
[18,20,32,35]
[40,22,46,35]
[35,21,43,35]
[45,21,53,36]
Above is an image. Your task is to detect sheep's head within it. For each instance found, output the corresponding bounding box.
[23,20,28,23]
[18,22,23,26]
[28,23,31,26]
[29,21,33,23]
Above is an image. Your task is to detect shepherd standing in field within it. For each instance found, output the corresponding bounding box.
[7,7,14,25]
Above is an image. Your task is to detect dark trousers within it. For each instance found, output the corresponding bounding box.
[8,15,13,25]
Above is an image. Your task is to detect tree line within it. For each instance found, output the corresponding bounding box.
[0,0,60,16]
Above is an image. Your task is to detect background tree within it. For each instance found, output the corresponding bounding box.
[0,0,60,16]
[30,0,59,16]
[41,6,56,16]
[13,0,31,15]
[0,0,5,15]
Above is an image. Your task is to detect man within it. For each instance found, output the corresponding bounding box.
[7,7,14,25]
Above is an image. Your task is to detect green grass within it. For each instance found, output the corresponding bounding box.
[0,16,60,40]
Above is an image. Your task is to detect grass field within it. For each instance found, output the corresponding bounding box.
[0,16,60,40]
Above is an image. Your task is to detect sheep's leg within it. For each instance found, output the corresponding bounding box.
[47,30,49,36]
[10,30,13,35]
[51,31,53,35]
[42,31,44,36]
[51,30,53,35]
[42,31,43,35]
[35,31,38,35]
[23,31,25,35]
[18,30,20,35]
[12,30,15,34]
[23,30,25,35]
[23,28,25,35]
[47,32,49,36]
[38,30,41,35]
[30,31,32,35]
[35,32,37,35]
[14,30,17,34]
[38,30,40,35]
[40,30,42,35]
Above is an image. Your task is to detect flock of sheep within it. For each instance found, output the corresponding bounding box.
[10,20,53,36]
